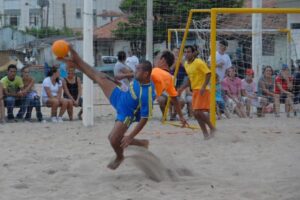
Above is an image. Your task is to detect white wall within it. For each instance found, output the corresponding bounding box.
[113,40,130,56]
[262,36,287,71]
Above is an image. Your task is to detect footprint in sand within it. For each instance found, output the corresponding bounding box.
[12,183,29,189]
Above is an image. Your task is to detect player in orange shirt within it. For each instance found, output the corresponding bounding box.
[151,50,187,127]
[179,45,216,139]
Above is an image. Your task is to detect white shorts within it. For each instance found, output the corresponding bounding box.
[242,96,263,108]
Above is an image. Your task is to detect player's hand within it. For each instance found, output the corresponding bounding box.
[177,88,183,96]
[121,135,133,149]
[57,45,80,67]
[200,87,205,96]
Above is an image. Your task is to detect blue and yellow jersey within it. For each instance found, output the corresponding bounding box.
[110,79,156,126]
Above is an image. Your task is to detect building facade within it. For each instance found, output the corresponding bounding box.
[0,0,123,30]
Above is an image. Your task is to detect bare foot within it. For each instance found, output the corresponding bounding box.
[203,133,211,140]
[107,156,124,170]
[141,140,149,149]
[210,128,217,138]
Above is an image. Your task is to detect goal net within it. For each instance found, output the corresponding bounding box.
[164,8,300,125]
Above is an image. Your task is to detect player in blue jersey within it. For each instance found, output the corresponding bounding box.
[61,46,155,170]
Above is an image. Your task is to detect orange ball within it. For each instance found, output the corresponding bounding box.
[52,40,69,58]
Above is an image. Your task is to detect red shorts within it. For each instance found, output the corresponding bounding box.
[192,89,210,110]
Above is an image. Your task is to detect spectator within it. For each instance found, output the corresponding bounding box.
[114,51,134,91]
[169,47,187,120]
[63,65,83,120]
[42,67,73,122]
[0,64,28,121]
[257,66,280,117]
[216,74,230,119]
[222,67,247,118]
[208,39,232,80]
[59,62,68,79]
[184,87,193,118]
[293,64,300,116]
[126,50,139,72]
[0,82,4,123]
[275,65,294,117]
[21,66,44,122]
[241,69,264,118]
[151,50,187,126]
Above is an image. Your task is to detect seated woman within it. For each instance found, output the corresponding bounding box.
[62,66,83,120]
[257,66,280,117]
[21,66,44,122]
[275,65,294,117]
[41,67,73,122]
[0,82,4,123]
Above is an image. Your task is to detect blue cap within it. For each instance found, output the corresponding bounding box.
[282,64,288,70]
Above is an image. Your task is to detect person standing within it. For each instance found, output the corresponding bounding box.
[126,50,139,72]
[114,51,134,91]
[179,45,216,140]
[209,39,232,81]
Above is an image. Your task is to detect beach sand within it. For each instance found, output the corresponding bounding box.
[0,85,299,200]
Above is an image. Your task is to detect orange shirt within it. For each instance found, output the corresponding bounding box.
[151,67,178,97]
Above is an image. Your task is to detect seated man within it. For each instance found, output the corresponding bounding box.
[21,66,44,122]
[222,67,246,118]
[0,64,28,121]
[241,69,265,117]
[151,50,187,125]
[60,46,155,170]
[275,65,294,117]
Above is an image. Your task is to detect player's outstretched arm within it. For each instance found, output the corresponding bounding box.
[120,118,148,149]
[171,97,188,127]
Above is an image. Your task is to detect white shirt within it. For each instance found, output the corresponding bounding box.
[209,51,232,80]
[42,77,62,99]
[241,79,257,96]
[126,55,139,72]
[114,61,130,91]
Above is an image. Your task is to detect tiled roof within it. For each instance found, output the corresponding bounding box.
[94,17,128,39]
[97,10,125,18]
[197,0,286,30]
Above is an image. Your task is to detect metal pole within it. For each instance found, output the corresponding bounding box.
[252,0,262,82]
[83,0,94,126]
[146,0,153,62]
[210,9,217,127]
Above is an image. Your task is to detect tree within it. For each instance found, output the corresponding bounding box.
[114,0,244,57]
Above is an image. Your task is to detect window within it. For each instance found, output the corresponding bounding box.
[29,14,39,26]
[262,35,275,56]
[102,9,107,20]
[29,9,40,27]
[9,16,18,26]
[4,9,20,27]
[291,23,300,29]
[76,8,81,19]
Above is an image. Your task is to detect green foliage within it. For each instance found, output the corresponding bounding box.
[25,27,81,38]
[114,0,244,55]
